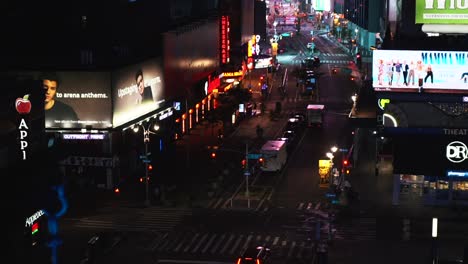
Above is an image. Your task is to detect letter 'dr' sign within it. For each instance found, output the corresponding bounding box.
[446,141,468,163]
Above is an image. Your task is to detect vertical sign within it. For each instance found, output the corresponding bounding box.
[220,16,231,64]
[15,94,32,160]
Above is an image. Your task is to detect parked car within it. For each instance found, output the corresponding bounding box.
[237,246,271,264]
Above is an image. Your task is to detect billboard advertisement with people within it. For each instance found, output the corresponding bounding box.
[42,72,112,129]
[112,58,165,127]
[373,50,468,94]
[12,71,112,129]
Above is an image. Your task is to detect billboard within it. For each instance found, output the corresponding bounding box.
[416,0,468,24]
[13,71,112,129]
[112,58,164,127]
[373,50,468,94]
[312,0,331,11]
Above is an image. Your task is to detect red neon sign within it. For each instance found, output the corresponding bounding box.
[220,16,230,64]
[207,75,221,94]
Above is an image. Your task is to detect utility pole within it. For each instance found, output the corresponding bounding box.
[144,132,150,207]
[245,142,250,208]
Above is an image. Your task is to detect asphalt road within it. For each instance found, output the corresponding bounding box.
[51,19,468,264]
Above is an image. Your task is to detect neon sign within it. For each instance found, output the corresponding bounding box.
[447,170,468,177]
[220,16,230,64]
[25,209,45,227]
[378,98,390,110]
[222,71,243,77]
[16,94,32,160]
[63,134,105,140]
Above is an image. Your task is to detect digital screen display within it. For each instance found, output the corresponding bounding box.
[112,58,165,127]
[373,50,468,94]
[415,0,468,24]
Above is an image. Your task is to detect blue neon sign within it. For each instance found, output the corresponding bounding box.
[447,170,468,177]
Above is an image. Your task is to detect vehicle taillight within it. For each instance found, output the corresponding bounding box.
[256,259,260,264]
[237,258,241,264]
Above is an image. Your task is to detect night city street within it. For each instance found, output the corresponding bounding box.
[3,1,468,264]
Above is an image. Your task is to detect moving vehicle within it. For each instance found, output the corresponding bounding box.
[306,104,325,127]
[282,130,295,143]
[237,246,271,264]
[285,117,301,132]
[259,140,287,172]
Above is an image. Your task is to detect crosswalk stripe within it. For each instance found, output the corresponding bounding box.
[150,232,168,251]
[272,237,279,246]
[287,241,296,258]
[256,235,262,242]
[183,233,200,253]
[202,234,217,254]
[306,203,313,210]
[296,241,306,258]
[211,234,226,254]
[220,234,236,254]
[315,202,321,210]
[263,235,271,247]
[157,237,172,252]
[242,235,253,251]
[191,233,209,254]
[229,235,244,255]
[297,202,305,210]
[173,233,191,253]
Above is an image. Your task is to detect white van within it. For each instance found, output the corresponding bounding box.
[260,140,287,172]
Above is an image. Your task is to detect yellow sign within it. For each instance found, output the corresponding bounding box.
[319,159,331,168]
[318,159,331,178]
[222,71,243,77]
[271,43,278,56]
[248,40,253,57]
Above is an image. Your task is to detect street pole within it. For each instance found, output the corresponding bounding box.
[432,218,439,264]
[245,142,250,208]
[144,131,150,207]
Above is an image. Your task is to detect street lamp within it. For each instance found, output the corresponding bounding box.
[331,146,338,153]
[326,152,334,186]
[133,120,160,207]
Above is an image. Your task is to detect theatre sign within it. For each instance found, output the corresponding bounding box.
[416,0,468,24]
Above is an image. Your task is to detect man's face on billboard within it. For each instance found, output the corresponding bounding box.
[136,74,144,94]
[43,79,57,103]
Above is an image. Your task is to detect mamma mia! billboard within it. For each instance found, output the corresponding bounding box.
[373,49,468,94]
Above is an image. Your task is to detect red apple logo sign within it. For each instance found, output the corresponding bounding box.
[15,94,32,114]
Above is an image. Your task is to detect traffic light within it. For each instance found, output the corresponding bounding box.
[258,157,264,164]
[148,164,153,171]
[241,159,247,169]
[343,160,349,166]
[210,152,217,159]
[356,52,362,69]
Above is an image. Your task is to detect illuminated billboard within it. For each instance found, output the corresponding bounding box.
[373,49,468,94]
[44,72,112,129]
[312,0,331,11]
[14,71,112,129]
[416,0,468,24]
[112,58,164,127]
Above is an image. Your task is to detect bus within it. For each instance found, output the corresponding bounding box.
[260,140,287,172]
[306,104,325,127]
